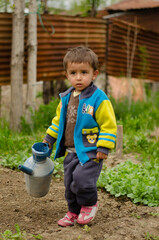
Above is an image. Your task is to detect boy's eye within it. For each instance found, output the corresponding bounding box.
[82,71,87,74]
[71,71,76,75]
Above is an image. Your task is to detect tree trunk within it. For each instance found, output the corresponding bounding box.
[41,0,48,13]
[90,0,96,17]
[43,81,54,104]
[42,0,53,104]
[10,0,25,131]
[25,0,37,123]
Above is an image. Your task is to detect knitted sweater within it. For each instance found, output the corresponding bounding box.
[64,91,79,147]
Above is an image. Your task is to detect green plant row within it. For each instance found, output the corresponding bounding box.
[98,91,159,207]
[97,160,159,207]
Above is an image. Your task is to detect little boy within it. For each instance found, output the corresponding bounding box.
[43,46,117,227]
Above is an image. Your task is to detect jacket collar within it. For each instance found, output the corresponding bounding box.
[80,82,97,99]
[60,82,97,99]
[60,86,74,98]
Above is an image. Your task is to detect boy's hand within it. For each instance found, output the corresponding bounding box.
[96,151,108,160]
[43,139,52,149]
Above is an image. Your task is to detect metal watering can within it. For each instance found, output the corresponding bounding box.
[18,142,54,198]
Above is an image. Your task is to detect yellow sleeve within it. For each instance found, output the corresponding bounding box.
[46,101,61,139]
[95,100,117,149]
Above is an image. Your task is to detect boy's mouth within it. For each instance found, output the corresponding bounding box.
[76,83,82,87]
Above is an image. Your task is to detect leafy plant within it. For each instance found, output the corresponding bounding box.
[31,98,59,132]
[0,125,42,169]
[51,150,64,179]
[148,212,159,217]
[0,224,43,240]
[130,212,141,219]
[97,160,159,207]
[145,232,159,240]
[83,225,91,233]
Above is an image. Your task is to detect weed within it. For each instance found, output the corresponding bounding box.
[148,212,159,217]
[32,235,43,239]
[0,224,43,240]
[145,232,159,240]
[130,212,141,219]
[83,225,91,233]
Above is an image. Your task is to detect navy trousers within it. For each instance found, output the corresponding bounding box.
[63,152,103,214]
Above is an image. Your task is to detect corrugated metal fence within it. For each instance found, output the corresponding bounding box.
[0,13,106,85]
[0,13,159,86]
[107,18,159,81]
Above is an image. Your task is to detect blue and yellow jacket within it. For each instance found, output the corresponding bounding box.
[45,83,117,165]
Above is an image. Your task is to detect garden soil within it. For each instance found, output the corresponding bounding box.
[0,154,159,240]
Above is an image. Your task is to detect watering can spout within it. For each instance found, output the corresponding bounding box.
[18,164,33,175]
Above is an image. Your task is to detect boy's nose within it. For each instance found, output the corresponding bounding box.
[76,73,81,79]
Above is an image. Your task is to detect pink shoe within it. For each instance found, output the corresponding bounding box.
[77,202,98,225]
[58,211,78,227]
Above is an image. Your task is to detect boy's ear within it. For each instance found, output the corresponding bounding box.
[92,70,99,80]
[65,71,68,78]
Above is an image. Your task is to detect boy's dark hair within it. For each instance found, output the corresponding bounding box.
[63,46,98,71]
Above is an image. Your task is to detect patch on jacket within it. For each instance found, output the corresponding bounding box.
[87,134,98,144]
[82,103,94,116]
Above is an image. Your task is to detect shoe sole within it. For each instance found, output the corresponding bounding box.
[57,221,75,227]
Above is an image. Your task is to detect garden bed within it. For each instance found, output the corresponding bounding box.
[1,154,159,240]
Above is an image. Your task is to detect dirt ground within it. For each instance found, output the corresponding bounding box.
[0,154,159,240]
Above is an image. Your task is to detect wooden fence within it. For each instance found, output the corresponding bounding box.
[0,13,159,86]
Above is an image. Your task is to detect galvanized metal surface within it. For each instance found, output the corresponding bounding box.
[98,3,159,34]
[35,15,106,82]
[113,9,159,33]
[0,13,106,85]
[107,19,159,81]
[105,0,159,11]
[0,13,159,86]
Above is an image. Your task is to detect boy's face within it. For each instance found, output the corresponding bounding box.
[65,62,98,92]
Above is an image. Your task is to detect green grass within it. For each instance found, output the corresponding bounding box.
[0,92,159,206]
[0,98,63,176]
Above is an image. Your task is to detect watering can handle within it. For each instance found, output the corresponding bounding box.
[42,142,52,157]
[43,142,49,147]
